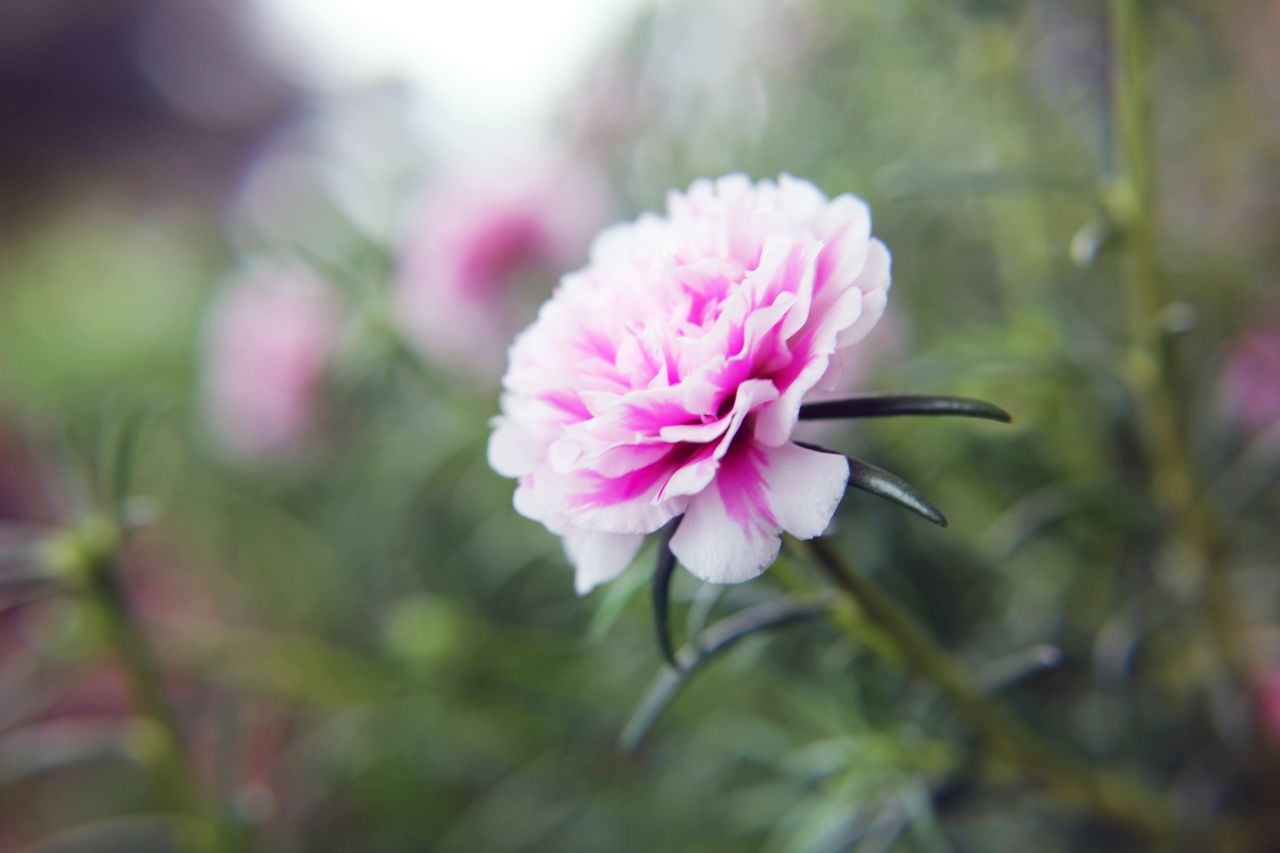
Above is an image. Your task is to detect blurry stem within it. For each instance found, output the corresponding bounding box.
[1107,1,1245,684]
[87,554,220,852]
[806,538,1176,843]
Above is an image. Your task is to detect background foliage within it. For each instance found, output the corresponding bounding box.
[0,1,1277,850]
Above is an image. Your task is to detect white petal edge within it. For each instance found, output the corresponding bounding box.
[565,530,645,595]
[762,442,851,539]
[670,442,850,584]
[835,238,891,348]
[488,420,540,478]
[670,483,782,584]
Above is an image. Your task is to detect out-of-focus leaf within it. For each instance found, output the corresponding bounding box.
[18,814,177,853]
[0,719,138,786]
[879,168,1093,199]
[0,583,60,615]
[108,409,146,516]
[978,484,1077,561]
[685,582,727,654]
[1208,419,1280,512]
[0,569,58,593]
[435,753,579,853]
[50,424,91,519]
[164,619,389,707]
[974,644,1062,692]
[0,526,45,565]
[900,780,951,852]
[585,546,652,643]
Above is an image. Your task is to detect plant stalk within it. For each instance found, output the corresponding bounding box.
[88,557,220,852]
[806,538,1176,843]
[1107,0,1246,685]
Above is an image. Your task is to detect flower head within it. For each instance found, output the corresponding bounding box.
[203,263,340,460]
[489,175,891,593]
[395,157,607,374]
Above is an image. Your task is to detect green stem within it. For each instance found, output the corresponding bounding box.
[89,557,220,852]
[1107,0,1246,684]
[806,538,1176,843]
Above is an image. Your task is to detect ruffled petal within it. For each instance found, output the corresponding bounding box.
[670,480,783,585]
[670,441,848,583]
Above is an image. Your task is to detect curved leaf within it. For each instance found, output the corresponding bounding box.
[798,394,1011,424]
[797,443,947,526]
[622,595,835,751]
[651,518,682,670]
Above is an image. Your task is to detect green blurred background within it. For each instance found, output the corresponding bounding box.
[1,1,1278,850]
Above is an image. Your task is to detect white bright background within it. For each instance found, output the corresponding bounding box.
[246,0,648,136]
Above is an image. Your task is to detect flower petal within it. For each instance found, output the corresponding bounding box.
[565,530,645,594]
[489,418,541,477]
[761,442,850,539]
[670,481,783,584]
[835,238,890,348]
[670,440,849,583]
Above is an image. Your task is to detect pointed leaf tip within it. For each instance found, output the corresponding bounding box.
[848,457,948,526]
[797,443,947,526]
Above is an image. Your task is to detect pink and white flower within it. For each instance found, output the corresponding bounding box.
[488,175,891,593]
[203,263,341,460]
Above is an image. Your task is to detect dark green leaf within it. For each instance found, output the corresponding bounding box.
[797,443,947,526]
[798,394,1011,424]
[651,518,682,671]
[849,459,948,527]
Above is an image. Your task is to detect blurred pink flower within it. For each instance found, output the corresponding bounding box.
[395,157,608,374]
[489,175,890,593]
[1256,669,1280,743]
[203,264,341,460]
[1219,318,1280,433]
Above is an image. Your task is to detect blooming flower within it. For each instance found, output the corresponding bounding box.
[395,157,608,374]
[489,175,891,593]
[203,263,340,460]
